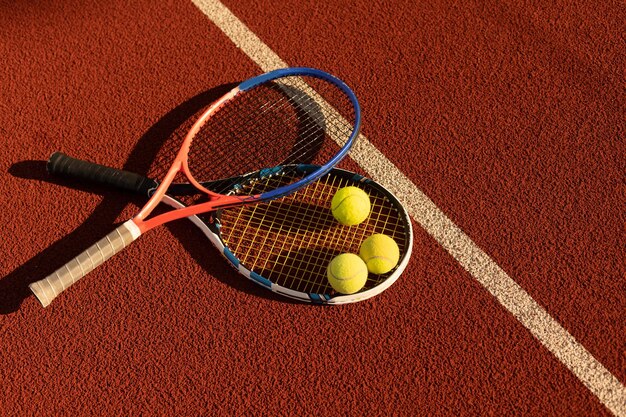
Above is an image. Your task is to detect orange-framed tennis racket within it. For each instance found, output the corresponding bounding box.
[29,67,361,307]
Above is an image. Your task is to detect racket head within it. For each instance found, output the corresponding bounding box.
[211,165,413,304]
[180,67,361,201]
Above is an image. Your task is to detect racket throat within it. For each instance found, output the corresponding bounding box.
[139,194,260,231]
[136,163,182,221]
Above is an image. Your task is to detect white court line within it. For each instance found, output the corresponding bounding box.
[191,0,626,415]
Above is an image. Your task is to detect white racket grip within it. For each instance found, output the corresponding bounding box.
[29,220,142,307]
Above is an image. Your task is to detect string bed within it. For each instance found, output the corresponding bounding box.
[218,170,409,295]
[186,75,357,193]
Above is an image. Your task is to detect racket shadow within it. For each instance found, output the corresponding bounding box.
[3,82,262,314]
[280,84,326,166]
[3,162,134,314]
[223,200,337,234]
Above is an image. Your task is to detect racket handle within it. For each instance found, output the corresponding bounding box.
[29,220,141,307]
[47,152,158,196]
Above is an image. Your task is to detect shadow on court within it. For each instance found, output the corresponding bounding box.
[1,82,294,314]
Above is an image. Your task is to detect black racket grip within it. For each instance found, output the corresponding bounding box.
[47,152,158,197]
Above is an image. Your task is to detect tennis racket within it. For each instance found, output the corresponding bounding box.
[47,152,413,304]
[30,67,361,307]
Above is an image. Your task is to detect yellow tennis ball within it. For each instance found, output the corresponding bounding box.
[359,234,400,274]
[326,253,368,294]
[331,186,371,226]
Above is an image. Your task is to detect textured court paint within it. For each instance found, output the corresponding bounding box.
[191,0,287,71]
[215,0,626,391]
[0,1,622,416]
[350,140,626,417]
[190,0,626,415]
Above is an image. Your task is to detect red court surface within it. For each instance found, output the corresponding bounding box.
[1,1,623,416]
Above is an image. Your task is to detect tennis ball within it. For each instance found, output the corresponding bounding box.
[331,186,370,226]
[327,253,368,294]
[359,234,400,274]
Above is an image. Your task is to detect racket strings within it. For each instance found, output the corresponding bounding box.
[188,88,313,182]
[219,171,408,296]
[275,176,344,293]
[187,76,356,195]
[268,179,334,293]
[256,81,353,166]
[277,78,355,163]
